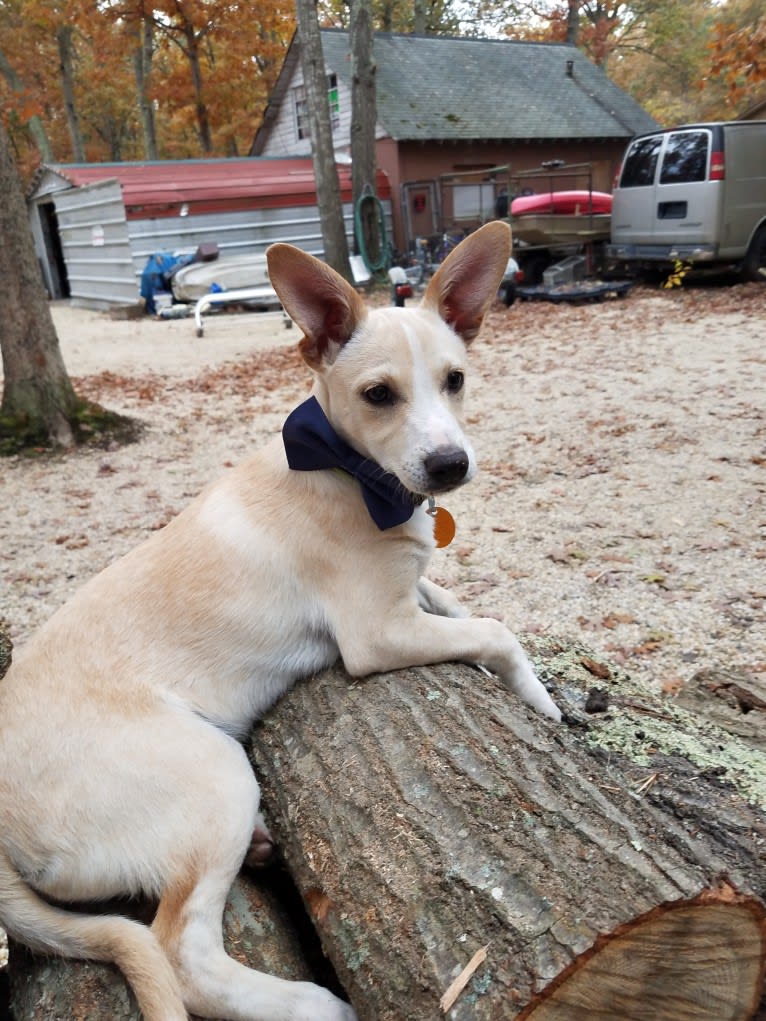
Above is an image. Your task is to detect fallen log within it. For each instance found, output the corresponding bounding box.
[3,631,765,1019]
[250,635,766,1021]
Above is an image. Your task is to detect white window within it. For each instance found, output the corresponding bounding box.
[453,183,496,221]
[294,73,340,142]
[294,85,309,141]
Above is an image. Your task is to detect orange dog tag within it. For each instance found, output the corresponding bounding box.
[428,503,456,548]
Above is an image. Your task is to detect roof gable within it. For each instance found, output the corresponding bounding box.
[298,31,657,143]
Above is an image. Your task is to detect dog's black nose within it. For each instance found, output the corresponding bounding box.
[424,448,469,489]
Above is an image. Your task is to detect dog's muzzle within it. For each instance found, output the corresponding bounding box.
[424,448,470,491]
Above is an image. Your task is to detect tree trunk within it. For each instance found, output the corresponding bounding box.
[0,119,78,449]
[413,0,427,35]
[349,0,382,268]
[294,0,352,280]
[132,14,159,161]
[250,636,766,1020]
[56,26,85,162]
[183,22,213,155]
[566,0,580,47]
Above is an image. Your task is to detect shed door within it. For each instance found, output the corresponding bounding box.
[53,179,137,307]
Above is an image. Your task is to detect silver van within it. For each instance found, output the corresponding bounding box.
[607,121,766,280]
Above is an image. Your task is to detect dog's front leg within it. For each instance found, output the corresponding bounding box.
[417,577,469,619]
[338,609,561,721]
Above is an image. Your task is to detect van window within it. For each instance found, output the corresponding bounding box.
[620,135,663,187]
[659,131,710,184]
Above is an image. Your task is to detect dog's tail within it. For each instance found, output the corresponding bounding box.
[0,848,187,1021]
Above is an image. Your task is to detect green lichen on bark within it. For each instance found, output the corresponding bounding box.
[524,633,766,810]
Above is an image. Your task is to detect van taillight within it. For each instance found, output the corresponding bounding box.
[710,151,725,180]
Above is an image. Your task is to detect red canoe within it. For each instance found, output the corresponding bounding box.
[511,190,613,216]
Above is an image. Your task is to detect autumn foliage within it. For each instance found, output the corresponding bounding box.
[0,0,296,177]
[1,0,764,182]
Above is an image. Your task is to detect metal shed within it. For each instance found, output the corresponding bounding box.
[27,158,392,309]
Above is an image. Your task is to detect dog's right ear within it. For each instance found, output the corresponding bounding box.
[266,244,367,369]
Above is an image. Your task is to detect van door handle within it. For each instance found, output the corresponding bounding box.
[657,201,687,219]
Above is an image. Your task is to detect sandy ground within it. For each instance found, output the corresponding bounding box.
[52,302,296,376]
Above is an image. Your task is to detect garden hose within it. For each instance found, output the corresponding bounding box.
[354,185,390,273]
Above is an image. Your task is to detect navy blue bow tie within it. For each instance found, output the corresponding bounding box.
[282,396,420,530]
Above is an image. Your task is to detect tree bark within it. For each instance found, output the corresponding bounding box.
[0,620,11,679]
[413,0,427,35]
[349,0,382,268]
[0,119,79,449]
[566,0,580,47]
[182,21,213,155]
[56,26,85,163]
[250,636,766,1020]
[294,0,352,280]
[132,14,159,161]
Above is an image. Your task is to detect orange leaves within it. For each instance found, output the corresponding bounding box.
[707,7,766,107]
[1,0,295,169]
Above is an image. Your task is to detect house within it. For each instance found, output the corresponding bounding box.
[251,30,659,252]
[739,94,766,121]
[27,157,391,308]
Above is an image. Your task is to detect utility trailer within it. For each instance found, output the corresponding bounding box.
[507,162,612,284]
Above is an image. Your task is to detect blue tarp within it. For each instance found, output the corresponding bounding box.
[140,252,194,314]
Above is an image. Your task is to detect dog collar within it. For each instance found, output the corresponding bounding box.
[282,396,421,531]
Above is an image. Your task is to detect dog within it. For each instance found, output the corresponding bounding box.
[0,220,560,1021]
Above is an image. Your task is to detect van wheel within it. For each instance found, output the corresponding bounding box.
[743,225,766,282]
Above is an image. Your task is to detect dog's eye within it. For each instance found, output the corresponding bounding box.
[364,384,393,405]
[446,370,464,393]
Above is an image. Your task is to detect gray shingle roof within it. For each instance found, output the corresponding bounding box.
[320,30,657,142]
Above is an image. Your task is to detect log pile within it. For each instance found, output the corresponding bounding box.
[2,628,765,1019]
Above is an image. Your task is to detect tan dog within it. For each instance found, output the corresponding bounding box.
[0,221,560,1021]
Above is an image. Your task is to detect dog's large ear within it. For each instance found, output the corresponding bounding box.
[267,244,367,368]
[421,221,511,344]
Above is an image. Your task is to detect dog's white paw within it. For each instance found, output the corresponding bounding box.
[289,983,357,1021]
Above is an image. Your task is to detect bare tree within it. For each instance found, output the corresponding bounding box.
[294,0,351,279]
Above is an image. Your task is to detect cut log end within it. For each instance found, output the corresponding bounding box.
[518,881,766,1021]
